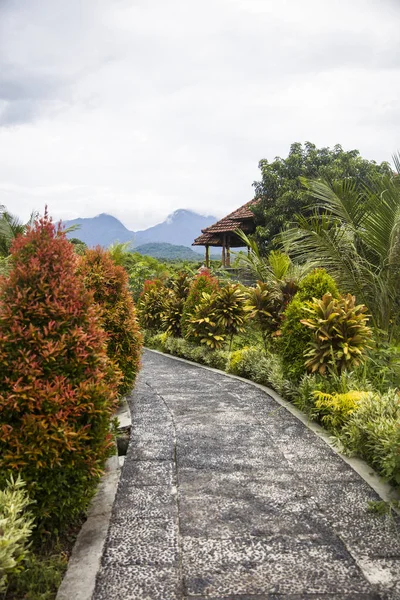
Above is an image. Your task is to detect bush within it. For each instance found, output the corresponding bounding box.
[186,292,225,349]
[164,336,229,370]
[79,247,143,397]
[0,476,34,593]
[227,346,285,391]
[313,390,371,433]
[296,268,339,302]
[137,279,170,331]
[0,213,120,532]
[291,370,376,417]
[302,293,373,375]
[279,269,339,381]
[181,270,219,339]
[339,389,400,484]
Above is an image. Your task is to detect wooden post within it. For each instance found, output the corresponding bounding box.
[226,236,231,267]
[205,245,210,268]
[222,235,226,267]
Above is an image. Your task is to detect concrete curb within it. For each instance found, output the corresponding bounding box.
[56,400,132,600]
[146,348,400,509]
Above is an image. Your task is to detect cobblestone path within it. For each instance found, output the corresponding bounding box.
[93,350,400,599]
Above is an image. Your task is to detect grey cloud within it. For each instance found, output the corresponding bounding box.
[0,0,399,227]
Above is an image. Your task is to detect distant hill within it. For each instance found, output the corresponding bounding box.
[135,243,203,261]
[63,209,216,252]
[64,214,134,247]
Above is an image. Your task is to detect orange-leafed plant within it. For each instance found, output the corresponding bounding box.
[0,212,120,533]
[79,247,143,397]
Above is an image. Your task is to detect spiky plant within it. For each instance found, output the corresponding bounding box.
[246,281,280,352]
[281,155,400,338]
[302,293,373,376]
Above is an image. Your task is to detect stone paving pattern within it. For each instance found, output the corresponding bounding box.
[93,350,400,600]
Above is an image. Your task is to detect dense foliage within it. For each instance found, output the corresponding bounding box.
[181,270,220,339]
[0,476,34,592]
[302,293,373,376]
[0,215,120,531]
[79,247,143,397]
[252,141,391,250]
[281,156,400,337]
[279,270,339,380]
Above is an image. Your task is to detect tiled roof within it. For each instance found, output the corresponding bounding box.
[193,199,258,246]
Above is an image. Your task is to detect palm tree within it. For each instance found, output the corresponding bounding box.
[0,206,31,257]
[280,154,400,338]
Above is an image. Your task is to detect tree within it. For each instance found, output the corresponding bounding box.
[69,237,88,255]
[281,154,400,338]
[252,142,391,251]
[0,206,37,257]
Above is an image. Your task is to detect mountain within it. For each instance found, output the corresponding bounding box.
[64,209,216,252]
[135,243,203,261]
[133,209,216,249]
[64,214,135,247]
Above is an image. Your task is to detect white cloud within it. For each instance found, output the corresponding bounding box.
[0,0,399,229]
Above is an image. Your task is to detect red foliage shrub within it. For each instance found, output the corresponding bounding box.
[0,212,120,532]
[79,247,143,397]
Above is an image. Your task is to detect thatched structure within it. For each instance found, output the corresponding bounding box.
[192,199,258,266]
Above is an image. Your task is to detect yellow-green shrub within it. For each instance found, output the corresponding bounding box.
[279,269,339,380]
[339,389,400,485]
[302,293,372,376]
[313,390,371,432]
[0,476,34,593]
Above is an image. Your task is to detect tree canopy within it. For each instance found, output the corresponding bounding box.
[252,142,391,251]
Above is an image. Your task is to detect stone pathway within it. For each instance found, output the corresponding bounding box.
[93,350,400,599]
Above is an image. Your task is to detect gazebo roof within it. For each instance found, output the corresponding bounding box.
[192,199,259,247]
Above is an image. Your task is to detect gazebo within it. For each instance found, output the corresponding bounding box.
[192,199,259,267]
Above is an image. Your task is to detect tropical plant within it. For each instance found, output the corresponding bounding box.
[0,206,37,257]
[252,141,391,251]
[186,292,225,349]
[236,230,308,308]
[137,279,170,331]
[181,270,219,339]
[161,291,185,337]
[278,270,339,381]
[313,390,370,432]
[69,237,88,256]
[79,247,143,397]
[0,212,120,532]
[0,476,34,593]
[281,155,400,338]
[212,283,248,349]
[107,241,134,266]
[245,281,280,351]
[339,389,400,484]
[302,293,373,376]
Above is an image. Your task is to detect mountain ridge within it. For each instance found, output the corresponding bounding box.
[64,209,217,252]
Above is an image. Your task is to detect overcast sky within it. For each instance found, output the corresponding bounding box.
[0,0,399,230]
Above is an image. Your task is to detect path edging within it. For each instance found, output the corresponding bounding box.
[56,399,131,600]
[146,347,400,509]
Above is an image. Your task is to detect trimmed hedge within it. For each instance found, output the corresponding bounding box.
[0,214,120,532]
